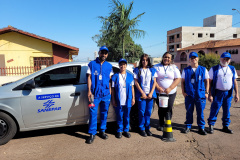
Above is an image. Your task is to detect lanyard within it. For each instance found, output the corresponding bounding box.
[120,73,126,81]
[163,65,169,75]
[191,69,195,79]
[221,66,228,77]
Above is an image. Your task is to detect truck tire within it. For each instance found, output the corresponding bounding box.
[0,112,17,145]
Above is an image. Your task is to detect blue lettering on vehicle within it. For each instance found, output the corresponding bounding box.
[37,98,62,113]
[36,93,61,100]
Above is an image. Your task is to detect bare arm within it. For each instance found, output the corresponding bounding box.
[132,85,135,106]
[134,79,147,99]
[208,79,213,102]
[234,79,239,102]
[87,74,92,102]
[165,78,181,95]
[181,78,188,97]
[148,78,156,99]
[204,78,209,99]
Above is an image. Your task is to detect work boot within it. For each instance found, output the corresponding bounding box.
[123,132,131,138]
[182,127,190,134]
[198,129,207,135]
[99,131,108,139]
[140,130,147,137]
[86,134,95,144]
[208,125,214,134]
[146,130,153,136]
[222,126,233,134]
[116,132,122,139]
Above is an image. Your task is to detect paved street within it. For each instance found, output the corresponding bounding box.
[1,83,240,160]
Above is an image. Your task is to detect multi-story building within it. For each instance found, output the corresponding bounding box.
[167,15,240,60]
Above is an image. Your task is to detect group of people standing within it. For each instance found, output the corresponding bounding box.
[86,45,239,144]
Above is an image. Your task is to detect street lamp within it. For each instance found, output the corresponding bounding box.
[232,8,240,14]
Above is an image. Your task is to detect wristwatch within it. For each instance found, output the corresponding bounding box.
[205,92,209,94]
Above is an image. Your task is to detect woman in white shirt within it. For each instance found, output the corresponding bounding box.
[154,52,181,131]
[134,54,157,137]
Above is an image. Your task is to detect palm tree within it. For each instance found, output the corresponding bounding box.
[98,0,145,58]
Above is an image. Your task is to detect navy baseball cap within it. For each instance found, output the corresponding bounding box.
[99,46,109,52]
[118,58,127,64]
[189,52,198,58]
[221,52,231,59]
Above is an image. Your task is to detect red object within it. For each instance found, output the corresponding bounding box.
[7,59,14,63]
[88,103,95,108]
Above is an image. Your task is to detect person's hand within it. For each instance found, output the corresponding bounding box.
[147,93,153,99]
[131,98,135,106]
[208,96,213,102]
[141,93,147,99]
[183,92,188,98]
[157,86,164,93]
[88,91,92,103]
[164,88,172,95]
[235,94,239,103]
[205,94,209,99]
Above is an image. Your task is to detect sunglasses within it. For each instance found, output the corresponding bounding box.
[100,51,108,55]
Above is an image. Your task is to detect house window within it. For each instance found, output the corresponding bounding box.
[177,44,180,48]
[198,33,203,38]
[169,45,174,52]
[206,33,208,35]
[233,34,237,38]
[232,50,235,54]
[226,50,228,52]
[34,57,53,71]
[180,52,187,61]
[177,34,180,38]
[215,51,218,54]
[192,33,194,35]
[169,35,174,43]
[210,33,215,38]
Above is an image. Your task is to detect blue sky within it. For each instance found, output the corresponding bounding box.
[0,0,240,61]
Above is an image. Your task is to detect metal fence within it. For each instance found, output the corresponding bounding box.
[0,66,41,76]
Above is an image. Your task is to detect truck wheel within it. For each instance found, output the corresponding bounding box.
[0,112,17,145]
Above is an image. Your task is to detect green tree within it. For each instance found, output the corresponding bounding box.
[198,53,220,70]
[94,0,145,59]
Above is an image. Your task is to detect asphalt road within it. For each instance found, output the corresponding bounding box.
[1,85,240,160]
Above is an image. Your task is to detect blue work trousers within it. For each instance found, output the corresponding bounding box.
[114,105,131,132]
[185,96,206,129]
[88,94,111,135]
[208,90,232,127]
[138,99,154,131]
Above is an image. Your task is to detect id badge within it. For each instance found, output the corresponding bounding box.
[191,79,195,84]
[99,74,102,80]
[223,77,227,83]
[164,74,168,78]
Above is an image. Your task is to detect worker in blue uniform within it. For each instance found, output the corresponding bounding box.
[86,46,113,144]
[111,59,135,139]
[207,52,239,134]
[134,54,157,137]
[181,52,209,135]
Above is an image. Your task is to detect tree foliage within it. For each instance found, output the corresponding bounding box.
[92,0,145,62]
[198,53,220,70]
